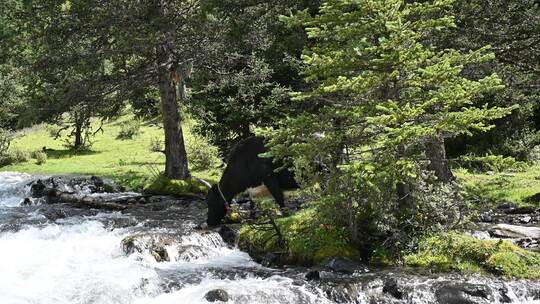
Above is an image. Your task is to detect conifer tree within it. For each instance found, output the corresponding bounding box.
[267,0,513,241]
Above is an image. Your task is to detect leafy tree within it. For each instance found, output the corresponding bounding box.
[0,0,27,130]
[266,0,512,245]
[19,0,229,178]
[190,0,322,154]
[445,0,540,160]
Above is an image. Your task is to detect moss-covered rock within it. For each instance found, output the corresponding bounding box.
[143,175,209,196]
[239,208,359,266]
[404,232,540,279]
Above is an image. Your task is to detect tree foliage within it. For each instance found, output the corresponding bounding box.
[265,0,512,247]
[445,0,540,160]
[190,0,321,154]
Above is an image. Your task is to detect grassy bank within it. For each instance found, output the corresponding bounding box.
[456,163,540,206]
[1,114,220,190]
[404,232,540,279]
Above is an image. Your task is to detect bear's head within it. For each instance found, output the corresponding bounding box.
[206,185,227,227]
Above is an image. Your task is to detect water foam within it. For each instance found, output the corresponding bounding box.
[0,220,160,304]
[0,172,36,207]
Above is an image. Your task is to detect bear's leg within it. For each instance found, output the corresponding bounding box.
[263,175,285,208]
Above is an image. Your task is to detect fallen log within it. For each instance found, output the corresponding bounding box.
[39,188,150,211]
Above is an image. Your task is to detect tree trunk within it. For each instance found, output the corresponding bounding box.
[157,58,190,180]
[155,0,190,180]
[396,144,414,210]
[425,134,454,183]
[347,197,359,244]
[73,113,83,149]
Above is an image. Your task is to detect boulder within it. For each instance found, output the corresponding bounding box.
[318,257,368,274]
[30,179,47,198]
[204,289,229,302]
[489,224,540,239]
[260,252,279,267]
[383,278,403,300]
[520,216,532,224]
[305,270,320,281]
[435,284,488,304]
[504,206,536,215]
[496,202,517,210]
[121,234,175,262]
[218,225,238,247]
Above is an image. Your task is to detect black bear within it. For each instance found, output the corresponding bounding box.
[206,136,298,227]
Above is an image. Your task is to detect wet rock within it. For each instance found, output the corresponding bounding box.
[30,180,47,198]
[204,289,229,302]
[305,270,320,281]
[496,202,517,210]
[90,176,105,188]
[435,284,488,304]
[504,206,536,215]
[41,208,67,221]
[20,198,33,206]
[321,282,361,303]
[520,216,532,224]
[218,225,237,246]
[499,288,512,303]
[489,224,540,239]
[319,257,367,274]
[383,278,403,300]
[525,192,540,204]
[152,247,169,262]
[121,234,176,262]
[176,245,210,262]
[260,252,279,267]
[515,237,540,250]
[479,212,493,223]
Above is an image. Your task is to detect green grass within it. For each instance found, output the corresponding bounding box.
[404,232,540,279]
[456,163,540,206]
[2,114,220,189]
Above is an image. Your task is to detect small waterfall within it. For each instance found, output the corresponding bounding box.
[0,172,37,207]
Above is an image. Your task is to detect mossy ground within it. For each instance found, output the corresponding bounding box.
[239,205,359,265]
[404,232,540,279]
[143,175,209,196]
[2,113,220,191]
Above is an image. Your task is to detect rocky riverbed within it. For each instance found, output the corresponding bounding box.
[0,172,539,304]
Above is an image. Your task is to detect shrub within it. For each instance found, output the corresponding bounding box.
[32,151,47,165]
[0,128,14,158]
[149,133,222,172]
[404,232,540,279]
[10,149,29,163]
[149,137,164,154]
[185,134,222,172]
[457,154,527,173]
[0,148,29,166]
[239,207,359,265]
[117,119,141,140]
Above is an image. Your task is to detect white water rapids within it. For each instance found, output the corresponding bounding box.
[0,172,538,304]
[0,172,329,304]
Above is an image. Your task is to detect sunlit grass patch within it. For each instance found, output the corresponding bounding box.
[456,163,540,206]
[404,232,540,279]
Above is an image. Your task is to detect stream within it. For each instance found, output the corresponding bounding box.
[0,172,538,304]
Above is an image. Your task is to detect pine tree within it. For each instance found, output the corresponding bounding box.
[267,0,513,242]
